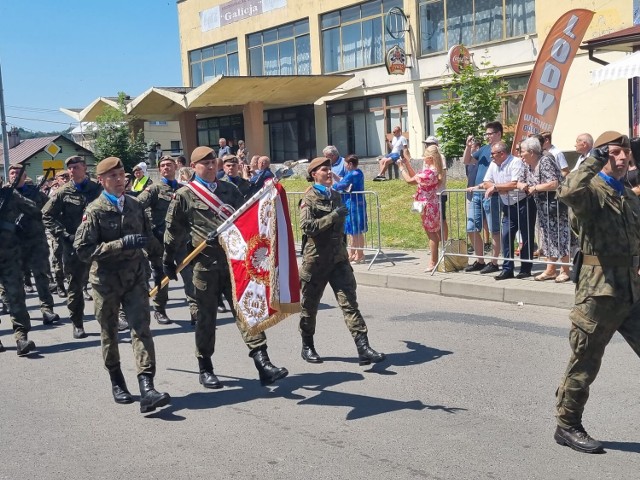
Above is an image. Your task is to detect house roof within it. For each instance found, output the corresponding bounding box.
[61,74,353,122]
[581,25,640,53]
[0,135,93,166]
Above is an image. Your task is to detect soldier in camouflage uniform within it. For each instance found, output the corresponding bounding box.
[74,157,170,413]
[554,131,640,454]
[163,146,288,389]
[49,170,70,297]
[137,155,197,325]
[219,154,252,199]
[298,157,385,366]
[0,166,40,356]
[42,156,102,339]
[8,164,60,325]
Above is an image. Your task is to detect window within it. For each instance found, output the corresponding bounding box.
[170,140,181,153]
[264,106,316,162]
[248,20,311,75]
[189,39,239,87]
[418,0,535,55]
[196,115,244,152]
[321,0,403,73]
[327,93,407,157]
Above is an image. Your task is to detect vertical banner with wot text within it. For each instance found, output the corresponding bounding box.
[512,9,595,154]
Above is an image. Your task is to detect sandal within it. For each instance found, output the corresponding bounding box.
[350,258,365,265]
[424,266,435,273]
[555,272,570,283]
[534,272,557,281]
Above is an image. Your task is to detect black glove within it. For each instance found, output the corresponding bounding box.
[121,234,148,250]
[592,145,609,163]
[333,205,348,219]
[206,230,219,247]
[163,261,177,281]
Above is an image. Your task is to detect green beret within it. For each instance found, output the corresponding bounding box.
[96,157,124,175]
[191,146,216,164]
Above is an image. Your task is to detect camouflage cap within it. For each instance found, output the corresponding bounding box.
[191,146,216,164]
[96,157,124,175]
[8,162,25,170]
[222,154,239,164]
[307,157,331,175]
[594,131,630,149]
[65,155,85,166]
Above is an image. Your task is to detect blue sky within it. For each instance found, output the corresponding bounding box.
[0,0,182,133]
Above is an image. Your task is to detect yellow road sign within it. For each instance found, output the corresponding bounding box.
[44,142,61,157]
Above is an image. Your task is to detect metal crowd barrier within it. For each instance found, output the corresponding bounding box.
[435,188,575,274]
[286,190,394,270]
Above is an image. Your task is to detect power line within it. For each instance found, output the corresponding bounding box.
[6,104,62,113]
[6,115,78,126]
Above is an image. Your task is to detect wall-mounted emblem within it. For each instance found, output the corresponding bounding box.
[386,45,407,75]
[448,45,471,73]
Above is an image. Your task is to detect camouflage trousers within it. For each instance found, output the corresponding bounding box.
[556,295,640,427]
[153,248,197,318]
[92,262,155,375]
[192,264,266,359]
[48,233,64,288]
[62,243,89,327]
[0,250,31,340]
[298,259,367,338]
[22,238,55,312]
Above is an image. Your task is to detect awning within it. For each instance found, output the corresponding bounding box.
[61,74,353,122]
[591,51,640,83]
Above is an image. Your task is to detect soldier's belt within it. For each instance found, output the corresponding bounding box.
[582,254,640,268]
[0,221,16,233]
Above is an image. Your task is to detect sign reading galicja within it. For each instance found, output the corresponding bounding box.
[511,9,594,154]
[201,0,287,32]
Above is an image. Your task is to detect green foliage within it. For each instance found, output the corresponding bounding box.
[16,127,72,140]
[436,52,508,161]
[93,92,147,171]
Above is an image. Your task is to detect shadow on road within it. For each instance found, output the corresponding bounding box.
[367,340,453,375]
[601,440,640,453]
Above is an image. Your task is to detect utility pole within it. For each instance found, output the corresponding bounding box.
[0,60,10,183]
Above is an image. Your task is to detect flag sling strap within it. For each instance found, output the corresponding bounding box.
[185,180,235,219]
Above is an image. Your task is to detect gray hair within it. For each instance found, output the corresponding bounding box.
[322,145,339,157]
[521,137,542,155]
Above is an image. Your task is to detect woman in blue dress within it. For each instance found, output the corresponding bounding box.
[333,155,368,264]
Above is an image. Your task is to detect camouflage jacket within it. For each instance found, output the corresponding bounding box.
[74,194,162,285]
[558,155,640,303]
[164,180,244,271]
[0,189,41,260]
[136,180,179,240]
[42,180,102,241]
[220,174,252,199]
[299,187,349,268]
[15,184,49,242]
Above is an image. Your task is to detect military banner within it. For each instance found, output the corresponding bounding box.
[219,181,300,334]
[511,9,594,154]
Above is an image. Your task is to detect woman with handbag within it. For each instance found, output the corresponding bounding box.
[516,137,570,282]
[398,145,444,272]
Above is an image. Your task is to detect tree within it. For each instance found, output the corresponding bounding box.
[436,53,508,162]
[93,92,147,171]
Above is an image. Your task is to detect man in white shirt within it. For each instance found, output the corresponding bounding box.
[542,131,569,176]
[476,141,535,280]
[374,125,407,181]
[571,133,594,172]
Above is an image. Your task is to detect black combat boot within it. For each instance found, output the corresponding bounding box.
[354,332,386,366]
[0,339,5,353]
[16,337,36,357]
[301,335,322,363]
[190,312,197,326]
[554,425,604,454]
[198,357,222,389]
[57,284,67,298]
[42,309,60,325]
[0,301,8,315]
[83,287,93,301]
[250,346,289,386]
[108,366,133,404]
[73,326,87,339]
[137,374,171,413]
[154,310,172,325]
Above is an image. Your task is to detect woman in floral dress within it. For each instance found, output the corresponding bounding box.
[398,145,445,272]
[516,136,570,282]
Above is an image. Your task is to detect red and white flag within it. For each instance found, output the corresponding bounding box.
[218,181,301,334]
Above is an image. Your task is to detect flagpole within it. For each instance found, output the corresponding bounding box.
[149,177,279,297]
[0,60,10,183]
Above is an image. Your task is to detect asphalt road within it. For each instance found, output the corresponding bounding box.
[1,284,639,479]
